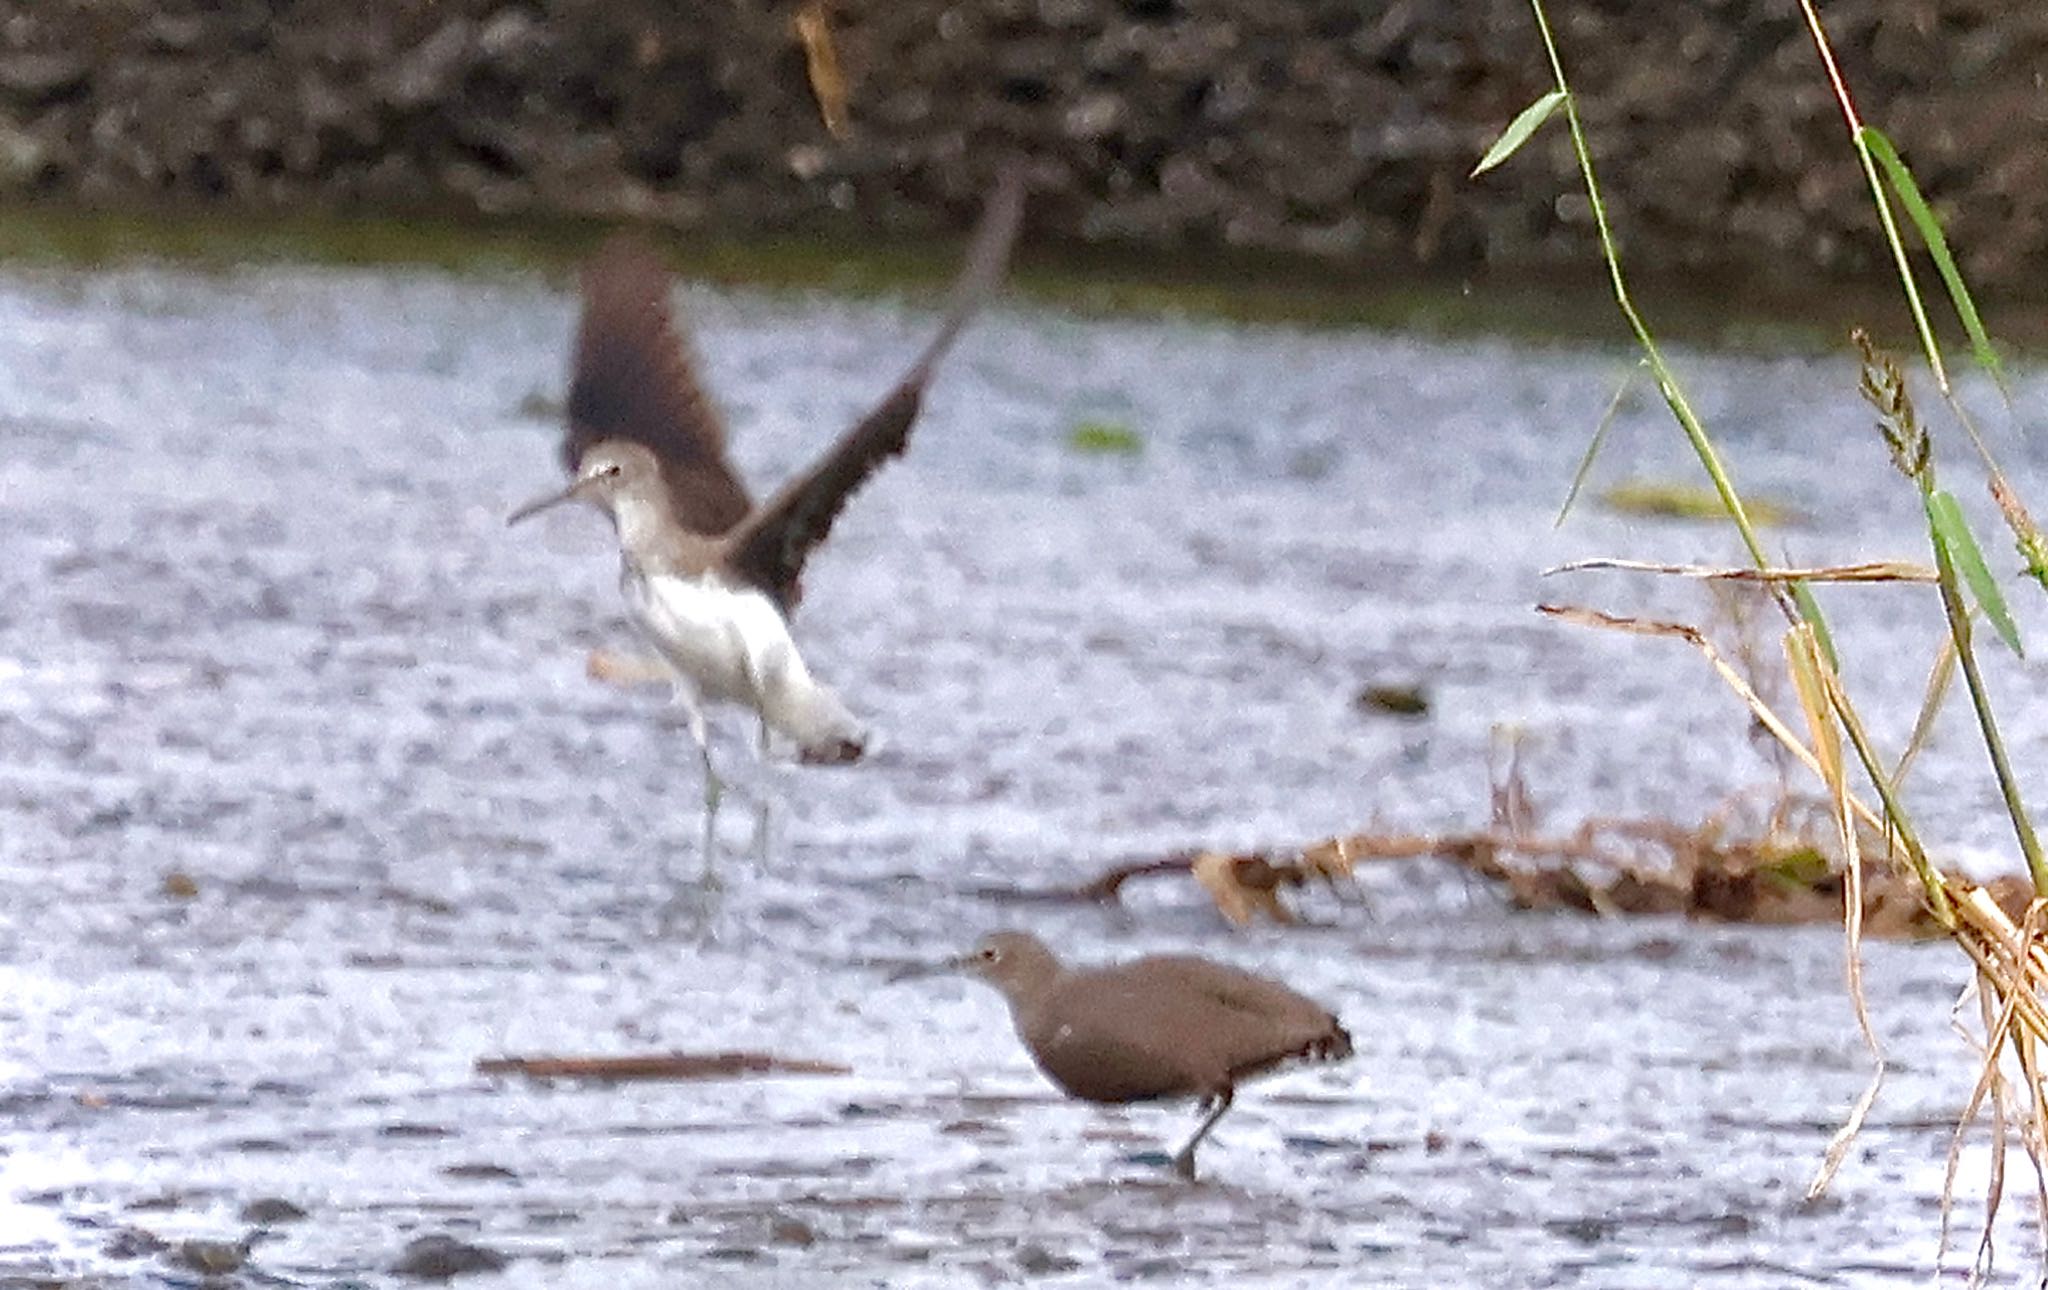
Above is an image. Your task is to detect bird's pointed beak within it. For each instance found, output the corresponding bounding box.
[887,957,963,984]
[506,480,585,527]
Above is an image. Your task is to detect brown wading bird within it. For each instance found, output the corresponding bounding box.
[957,931,1354,1179]
[509,172,1025,888]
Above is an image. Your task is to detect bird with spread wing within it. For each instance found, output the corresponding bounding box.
[510,170,1026,892]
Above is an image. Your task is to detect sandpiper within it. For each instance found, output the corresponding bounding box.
[509,171,1024,887]
[957,931,1353,1179]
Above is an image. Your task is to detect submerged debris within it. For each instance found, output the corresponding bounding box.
[1355,682,1430,717]
[768,1212,819,1247]
[391,1233,508,1281]
[238,1197,307,1225]
[171,1238,250,1276]
[102,1227,168,1261]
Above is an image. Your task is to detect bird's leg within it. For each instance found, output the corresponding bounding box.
[1169,1086,1235,1181]
[653,680,723,938]
[669,680,722,890]
[698,737,723,887]
[750,713,775,868]
[732,637,786,871]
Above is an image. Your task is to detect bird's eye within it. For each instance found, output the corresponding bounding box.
[978,946,1000,962]
[600,462,621,477]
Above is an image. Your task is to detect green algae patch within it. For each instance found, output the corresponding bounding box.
[1066,419,1144,457]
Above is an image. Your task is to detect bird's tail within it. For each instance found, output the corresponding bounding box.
[799,734,866,766]
[772,678,867,766]
[1309,1020,1354,1063]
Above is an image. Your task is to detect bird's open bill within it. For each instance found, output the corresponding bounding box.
[506,480,588,527]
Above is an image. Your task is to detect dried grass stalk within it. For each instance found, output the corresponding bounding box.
[1546,557,1937,584]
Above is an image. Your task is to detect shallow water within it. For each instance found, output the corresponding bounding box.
[5,260,2048,1286]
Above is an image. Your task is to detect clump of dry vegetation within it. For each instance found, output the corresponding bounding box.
[1471,0,2048,1274]
[1082,783,2034,942]
[1081,640,2036,939]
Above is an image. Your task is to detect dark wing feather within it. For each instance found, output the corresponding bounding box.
[567,234,752,534]
[1130,957,1354,1082]
[723,166,1027,610]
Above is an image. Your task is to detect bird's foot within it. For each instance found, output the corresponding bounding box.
[654,871,725,938]
[1168,1149,1199,1182]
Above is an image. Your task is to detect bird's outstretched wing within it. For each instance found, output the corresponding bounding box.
[566,235,753,535]
[724,165,1028,611]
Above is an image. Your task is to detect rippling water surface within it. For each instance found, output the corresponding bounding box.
[5,259,2048,1286]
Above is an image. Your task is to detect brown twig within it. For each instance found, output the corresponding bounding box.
[1547,557,1937,583]
[476,1051,852,1082]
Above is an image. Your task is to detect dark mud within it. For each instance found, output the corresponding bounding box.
[3,260,2048,1284]
[5,4,2048,287]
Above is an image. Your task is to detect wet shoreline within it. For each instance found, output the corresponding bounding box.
[8,198,2048,361]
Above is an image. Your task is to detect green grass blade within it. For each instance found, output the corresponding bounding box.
[1554,361,1638,527]
[1789,582,1839,669]
[1860,126,2008,392]
[1929,489,2024,656]
[1472,90,1567,177]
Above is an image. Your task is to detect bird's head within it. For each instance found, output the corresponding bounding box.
[956,931,1062,1002]
[507,440,661,526]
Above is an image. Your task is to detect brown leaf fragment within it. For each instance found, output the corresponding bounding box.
[1191,851,1294,925]
[586,648,671,687]
[793,1,850,139]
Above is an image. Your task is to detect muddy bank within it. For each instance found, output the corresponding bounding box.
[0,2,2043,289]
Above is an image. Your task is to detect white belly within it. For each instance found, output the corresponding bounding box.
[622,570,864,755]
[626,571,788,704]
